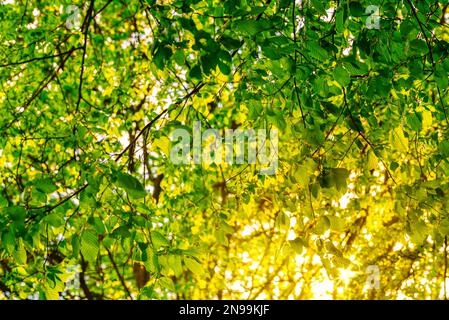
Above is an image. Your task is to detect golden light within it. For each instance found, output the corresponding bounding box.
[338,268,357,285]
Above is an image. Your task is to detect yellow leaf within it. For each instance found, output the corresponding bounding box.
[422,109,432,130]
[294,158,316,187]
[152,136,170,156]
[390,127,408,153]
[367,150,378,170]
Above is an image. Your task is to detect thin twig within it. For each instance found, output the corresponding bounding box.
[106,247,133,300]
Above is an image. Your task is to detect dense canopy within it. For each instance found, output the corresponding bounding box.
[1,0,449,300]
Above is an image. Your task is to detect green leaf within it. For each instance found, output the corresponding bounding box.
[200,54,217,74]
[215,229,229,246]
[2,230,15,254]
[333,65,350,87]
[153,45,172,70]
[159,276,175,291]
[189,64,202,79]
[248,100,263,120]
[406,112,422,132]
[116,172,146,199]
[390,161,399,171]
[173,50,185,66]
[313,216,330,234]
[81,231,99,262]
[335,8,345,33]
[7,206,26,223]
[267,111,286,131]
[409,39,428,55]
[44,213,65,228]
[435,64,449,89]
[139,284,155,299]
[328,216,346,231]
[310,0,326,15]
[142,247,159,273]
[306,41,329,61]
[43,283,60,300]
[13,238,27,265]
[344,61,368,76]
[71,235,80,258]
[88,216,106,235]
[292,159,314,187]
[439,218,449,236]
[233,19,271,36]
[275,212,290,229]
[168,254,183,276]
[221,36,241,49]
[217,49,232,64]
[390,127,409,153]
[332,168,349,191]
[34,178,57,194]
[439,140,449,158]
[349,2,364,17]
[325,240,343,257]
[319,168,349,190]
[111,225,131,239]
[288,238,305,254]
[218,61,231,75]
[151,231,170,249]
[184,256,204,275]
[407,220,428,245]
[0,194,7,207]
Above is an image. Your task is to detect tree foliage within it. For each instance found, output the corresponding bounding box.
[1,0,449,299]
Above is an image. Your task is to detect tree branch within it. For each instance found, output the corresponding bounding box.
[75,0,96,114]
[0,47,83,68]
[106,247,133,300]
